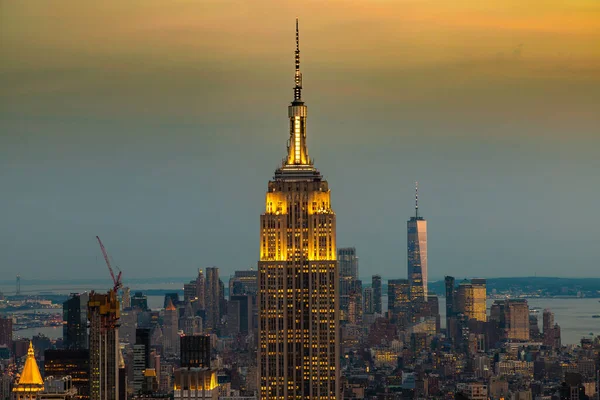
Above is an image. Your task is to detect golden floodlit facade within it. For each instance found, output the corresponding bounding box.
[257,19,340,400]
[12,342,44,400]
[456,278,487,322]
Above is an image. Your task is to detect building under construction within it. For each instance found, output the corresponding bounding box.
[88,291,120,400]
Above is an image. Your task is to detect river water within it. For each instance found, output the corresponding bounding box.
[8,292,600,345]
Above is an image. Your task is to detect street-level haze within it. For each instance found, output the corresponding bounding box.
[1,0,599,282]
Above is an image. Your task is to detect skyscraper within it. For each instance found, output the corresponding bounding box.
[338,248,358,280]
[180,335,211,369]
[228,269,258,296]
[229,295,253,336]
[163,293,179,309]
[388,279,410,323]
[121,287,131,310]
[372,275,382,315]
[204,267,220,333]
[88,291,120,400]
[338,248,358,323]
[407,183,427,301]
[0,316,13,351]
[542,309,560,348]
[455,279,487,322]
[363,287,374,315]
[44,349,90,400]
[347,280,362,325]
[444,276,455,338]
[195,269,206,312]
[132,345,146,394]
[63,293,88,350]
[490,299,530,341]
[162,298,179,356]
[181,302,203,336]
[183,281,197,304]
[133,328,151,394]
[135,328,151,369]
[131,292,148,311]
[257,19,339,400]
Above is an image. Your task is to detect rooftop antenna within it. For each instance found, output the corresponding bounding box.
[293,17,302,102]
[415,181,419,219]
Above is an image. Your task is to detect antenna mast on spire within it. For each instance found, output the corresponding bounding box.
[415,181,419,218]
[293,17,302,102]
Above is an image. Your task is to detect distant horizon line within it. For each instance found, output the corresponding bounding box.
[2,275,599,287]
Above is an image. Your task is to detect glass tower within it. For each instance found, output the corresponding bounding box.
[258,19,340,400]
[407,183,428,301]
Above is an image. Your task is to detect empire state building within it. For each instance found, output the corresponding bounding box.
[257,19,340,400]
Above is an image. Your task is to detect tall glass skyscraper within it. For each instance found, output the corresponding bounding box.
[372,275,382,314]
[63,292,89,350]
[257,19,339,400]
[407,183,428,301]
[338,247,359,323]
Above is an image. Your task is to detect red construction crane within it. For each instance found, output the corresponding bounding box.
[96,236,122,293]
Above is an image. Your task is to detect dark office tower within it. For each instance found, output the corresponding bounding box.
[542,309,560,348]
[372,275,382,315]
[132,344,146,394]
[542,309,554,333]
[230,295,253,336]
[425,294,441,333]
[32,334,51,355]
[118,350,127,400]
[183,281,197,304]
[229,270,259,296]
[338,248,358,280]
[131,292,148,311]
[135,329,151,368]
[257,19,339,400]
[363,287,374,314]
[45,349,91,400]
[226,300,240,337]
[195,269,206,311]
[88,291,120,400]
[163,293,179,309]
[445,276,456,338]
[338,248,358,323]
[219,279,226,320]
[180,335,210,368]
[407,183,427,302]
[0,316,13,350]
[205,267,220,333]
[388,279,410,322]
[63,293,89,350]
[529,313,540,338]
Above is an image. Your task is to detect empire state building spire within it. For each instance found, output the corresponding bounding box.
[259,22,339,399]
[286,18,310,166]
[293,18,302,102]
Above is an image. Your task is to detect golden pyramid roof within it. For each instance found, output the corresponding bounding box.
[14,342,44,391]
[165,297,176,311]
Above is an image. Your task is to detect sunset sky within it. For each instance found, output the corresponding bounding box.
[1,0,599,284]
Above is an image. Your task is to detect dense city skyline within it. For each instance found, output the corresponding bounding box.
[2,0,600,281]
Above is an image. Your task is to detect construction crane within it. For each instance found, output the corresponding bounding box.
[96,236,122,293]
